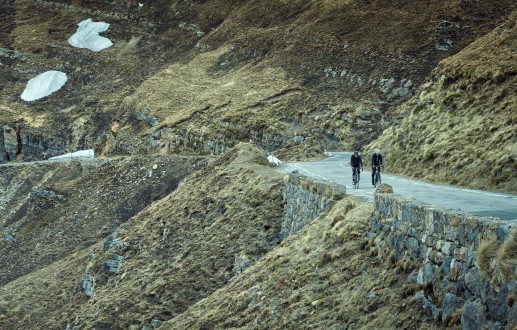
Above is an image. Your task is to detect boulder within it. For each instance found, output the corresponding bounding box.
[78,272,95,297]
[103,254,124,273]
[375,184,393,194]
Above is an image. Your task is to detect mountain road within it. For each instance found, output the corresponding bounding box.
[278,152,517,221]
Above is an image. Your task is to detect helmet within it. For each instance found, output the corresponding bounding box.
[374,148,381,154]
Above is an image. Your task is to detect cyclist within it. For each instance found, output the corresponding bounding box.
[371,148,383,186]
[350,150,363,184]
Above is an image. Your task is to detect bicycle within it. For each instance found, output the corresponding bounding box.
[373,165,382,187]
[352,167,361,189]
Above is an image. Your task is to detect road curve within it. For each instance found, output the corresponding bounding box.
[278,152,517,221]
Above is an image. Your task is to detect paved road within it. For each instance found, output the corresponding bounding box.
[279,152,517,221]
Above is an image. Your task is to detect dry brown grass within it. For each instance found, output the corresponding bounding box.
[477,238,499,277]
[0,143,288,329]
[368,10,517,193]
[496,234,517,282]
[162,196,444,330]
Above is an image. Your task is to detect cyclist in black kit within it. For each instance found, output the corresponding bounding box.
[371,148,383,186]
[350,150,363,184]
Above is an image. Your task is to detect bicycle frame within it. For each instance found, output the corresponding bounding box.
[353,167,360,189]
[373,166,382,186]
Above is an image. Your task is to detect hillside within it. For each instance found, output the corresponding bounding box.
[0,144,447,329]
[0,144,287,329]
[369,11,517,193]
[1,0,517,329]
[0,155,205,285]
[1,0,516,162]
[164,198,445,330]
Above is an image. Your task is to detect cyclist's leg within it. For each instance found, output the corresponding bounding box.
[371,166,376,185]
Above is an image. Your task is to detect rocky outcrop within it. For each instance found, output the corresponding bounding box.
[1,124,20,161]
[78,271,95,297]
[0,127,7,163]
[0,155,206,286]
[103,118,299,157]
[28,187,65,211]
[0,123,73,162]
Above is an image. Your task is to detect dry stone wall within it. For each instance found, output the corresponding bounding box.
[274,176,517,329]
[369,193,517,330]
[281,173,345,239]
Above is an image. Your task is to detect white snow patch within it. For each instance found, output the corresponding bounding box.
[267,155,282,166]
[21,71,68,102]
[48,149,95,161]
[68,19,113,51]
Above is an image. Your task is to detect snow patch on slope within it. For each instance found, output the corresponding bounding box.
[48,149,95,161]
[20,71,68,102]
[268,155,282,166]
[68,19,113,51]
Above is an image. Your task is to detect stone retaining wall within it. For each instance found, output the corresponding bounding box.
[281,173,345,239]
[369,193,517,329]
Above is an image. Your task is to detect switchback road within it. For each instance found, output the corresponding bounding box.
[279,152,517,221]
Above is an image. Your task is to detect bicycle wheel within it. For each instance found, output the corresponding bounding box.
[375,169,381,186]
[355,171,360,189]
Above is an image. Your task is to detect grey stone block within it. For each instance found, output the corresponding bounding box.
[103,254,124,273]
[442,293,464,322]
[486,286,509,323]
[461,298,486,330]
[441,256,453,277]
[78,272,95,297]
[464,267,488,298]
[415,290,440,320]
[407,237,419,258]
[496,225,510,244]
[417,262,436,285]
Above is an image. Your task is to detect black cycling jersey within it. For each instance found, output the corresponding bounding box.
[350,154,363,168]
[371,153,383,167]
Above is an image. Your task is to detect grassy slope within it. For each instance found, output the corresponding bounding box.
[109,0,517,155]
[369,11,517,193]
[2,0,515,158]
[0,155,204,285]
[0,143,286,329]
[164,198,445,329]
[1,162,448,329]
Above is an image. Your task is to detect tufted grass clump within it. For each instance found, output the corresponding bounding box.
[476,238,499,277]
[300,180,309,190]
[496,234,517,282]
